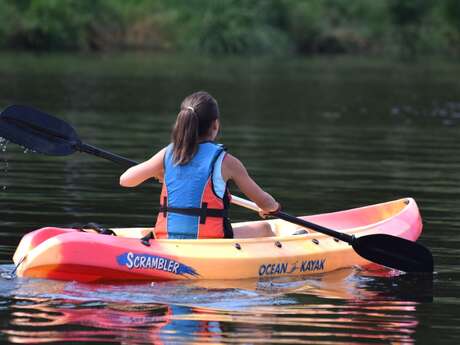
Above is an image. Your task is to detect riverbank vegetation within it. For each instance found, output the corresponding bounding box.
[0,0,459,58]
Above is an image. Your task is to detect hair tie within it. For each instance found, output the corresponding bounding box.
[186,106,195,113]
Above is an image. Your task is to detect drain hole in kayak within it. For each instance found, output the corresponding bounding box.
[312,239,319,245]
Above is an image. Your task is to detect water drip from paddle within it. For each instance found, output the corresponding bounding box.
[0,137,8,152]
[0,137,9,191]
[0,137,37,191]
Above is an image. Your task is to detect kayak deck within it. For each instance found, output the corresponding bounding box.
[12,198,423,282]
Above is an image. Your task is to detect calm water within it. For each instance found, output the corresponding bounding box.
[0,53,459,344]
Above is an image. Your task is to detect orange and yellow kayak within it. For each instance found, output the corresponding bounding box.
[12,198,422,283]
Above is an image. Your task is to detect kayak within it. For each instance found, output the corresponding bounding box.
[12,198,423,283]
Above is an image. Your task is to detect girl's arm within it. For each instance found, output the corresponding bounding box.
[120,147,167,187]
[222,154,280,213]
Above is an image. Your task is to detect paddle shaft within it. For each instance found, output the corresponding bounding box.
[231,195,354,243]
[78,143,139,167]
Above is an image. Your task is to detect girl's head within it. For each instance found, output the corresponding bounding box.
[171,91,220,165]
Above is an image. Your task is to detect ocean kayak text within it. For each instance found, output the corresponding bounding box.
[258,259,326,276]
[117,252,199,276]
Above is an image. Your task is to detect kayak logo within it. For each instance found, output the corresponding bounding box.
[117,252,199,276]
[299,259,325,272]
[259,258,326,276]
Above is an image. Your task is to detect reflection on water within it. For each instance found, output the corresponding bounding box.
[0,268,432,344]
[4,300,419,344]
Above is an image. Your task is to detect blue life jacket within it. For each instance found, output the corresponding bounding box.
[155,142,232,239]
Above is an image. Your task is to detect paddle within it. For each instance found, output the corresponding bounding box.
[0,105,137,166]
[0,105,434,273]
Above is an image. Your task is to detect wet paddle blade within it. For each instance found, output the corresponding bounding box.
[0,105,80,155]
[353,234,434,273]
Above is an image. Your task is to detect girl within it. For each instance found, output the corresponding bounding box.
[120,91,280,239]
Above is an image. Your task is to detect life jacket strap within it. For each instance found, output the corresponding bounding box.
[159,201,229,224]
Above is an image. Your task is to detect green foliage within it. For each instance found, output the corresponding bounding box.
[445,0,460,32]
[0,1,17,43]
[175,0,291,55]
[443,0,460,55]
[0,0,457,56]
[388,0,435,26]
[280,0,391,54]
[387,0,437,57]
[0,0,122,50]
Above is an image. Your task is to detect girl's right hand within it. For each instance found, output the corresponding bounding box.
[259,202,281,219]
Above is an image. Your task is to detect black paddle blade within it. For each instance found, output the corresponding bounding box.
[0,105,80,156]
[352,234,434,273]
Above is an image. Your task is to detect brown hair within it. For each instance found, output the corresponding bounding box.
[171,91,220,165]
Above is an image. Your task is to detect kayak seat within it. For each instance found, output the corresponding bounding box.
[233,220,276,238]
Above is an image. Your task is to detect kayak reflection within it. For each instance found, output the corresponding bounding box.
[1,268,433,344]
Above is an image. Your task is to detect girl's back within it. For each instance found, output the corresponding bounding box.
[120,91,279,239]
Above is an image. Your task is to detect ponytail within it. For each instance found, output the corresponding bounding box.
[171,91,219,165]
[172,108,199,165]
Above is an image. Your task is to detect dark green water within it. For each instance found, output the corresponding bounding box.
[0,53,459,344]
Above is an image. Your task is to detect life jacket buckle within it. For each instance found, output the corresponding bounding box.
[200,202,208,224]
[162,196,168,217]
